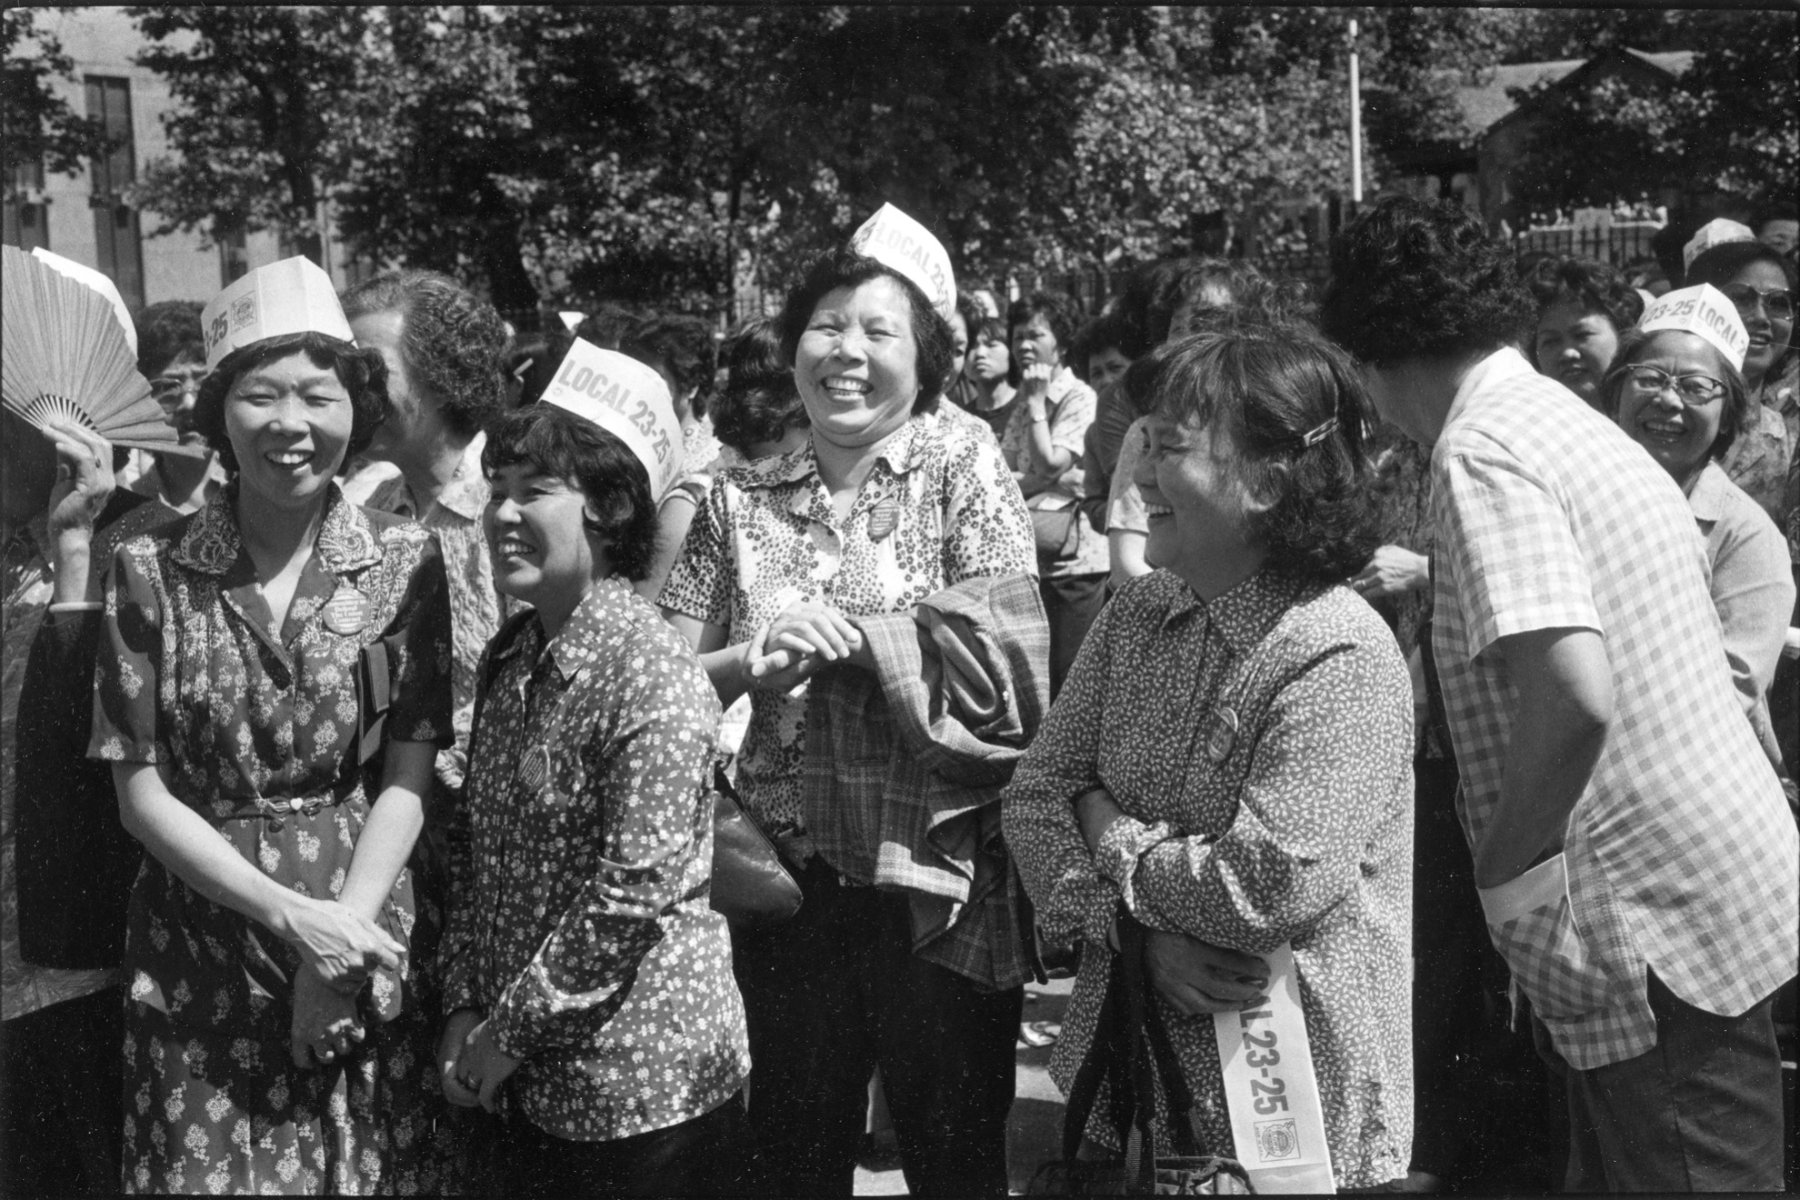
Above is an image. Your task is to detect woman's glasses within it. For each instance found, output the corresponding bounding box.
[1620,365,1726,404]
[149,373,207,408]
[1719,283,1794,321]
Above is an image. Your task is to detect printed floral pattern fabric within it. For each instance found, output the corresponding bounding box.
[1721,396,1797,535]
[441,577,748,1142]
[89,483,455,1194]
[1002,569,1416,1189]
[659,415,1035,837]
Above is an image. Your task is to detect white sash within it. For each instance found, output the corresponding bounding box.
[1210,943,1337,1193]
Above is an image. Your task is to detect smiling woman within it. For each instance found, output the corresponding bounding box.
[90,258,457,1194]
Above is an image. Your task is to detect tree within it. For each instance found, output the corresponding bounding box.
[3,8,107,178]
[129,6,384,265]
[1505,9,1796,217]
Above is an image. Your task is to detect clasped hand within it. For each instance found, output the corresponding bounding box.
[742,598,866,694]
[1143,929,1270,1018]
[290,964,365,1069]
[283,897,405,993]
[438,1009,519,1112]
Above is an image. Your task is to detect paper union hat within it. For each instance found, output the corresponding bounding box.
[1682,218,1754,272]
[540,339,684,502]
[30,248,137,356]
[849,203,956,320]
[200,256,353,370]
[1638,284,1749,371]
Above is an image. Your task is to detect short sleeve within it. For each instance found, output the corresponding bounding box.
[384,541,456,746]
[940,433,1036,585]
[89,542,165,765]
[1434,447,1602,661]
[1046,379,1097,461]
[1107,417,1151,536]
[657,478,736,627]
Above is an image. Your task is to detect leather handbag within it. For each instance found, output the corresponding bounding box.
[708,764,803,929]
[1027,914,1253,1196]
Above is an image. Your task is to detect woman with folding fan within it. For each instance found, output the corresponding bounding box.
[87,258,455,1194]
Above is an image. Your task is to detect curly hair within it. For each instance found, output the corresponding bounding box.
[1599,328,1752,464]
[340,270,509,439]
[1523,256,1644,362]
[712,317,808,458]
[192,333,389,476]
[1320,196,1534,366]
[778,248,953,415]
[1132,325,1381,585]
[482,404,658,582]
[133,300,206,378]
[620,313,718,416]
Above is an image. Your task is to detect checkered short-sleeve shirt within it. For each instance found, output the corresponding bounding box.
[1430,349,1798,1071]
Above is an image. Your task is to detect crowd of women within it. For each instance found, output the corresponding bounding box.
[2,196,1795,1197]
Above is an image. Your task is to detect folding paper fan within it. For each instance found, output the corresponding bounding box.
[2,245,199,457]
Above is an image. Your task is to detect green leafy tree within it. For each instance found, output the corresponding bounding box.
[3,7,107,178]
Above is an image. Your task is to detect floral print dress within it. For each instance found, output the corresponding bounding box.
[90,485,454,1194]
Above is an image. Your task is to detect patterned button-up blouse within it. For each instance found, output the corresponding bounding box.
[659,415,1036,838]
[441,578,749,1142]
[89,484,454,1035]
[1003,569,1415,1189]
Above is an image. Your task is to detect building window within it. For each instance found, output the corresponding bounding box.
[3,108,50,251]
[216,218,249,285]
[86,74,144,309]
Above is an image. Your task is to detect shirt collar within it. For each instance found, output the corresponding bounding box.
[1444,346,1537,431]
[1685,459,1731,525]
[492,575,636,683]
[173,481,382,576]
[732,416,932,491]
[1158,569,1300,654]
[433,433,490,521]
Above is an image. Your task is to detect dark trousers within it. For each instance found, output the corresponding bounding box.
[1536,972,1786,1192]
[0,986,123,1197]
[732,862,1022,1197]
[1039,570,1108,699]
[499,1093,755,1197]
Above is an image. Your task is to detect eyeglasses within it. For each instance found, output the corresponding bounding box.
[1620,365,1726,404]
[1719,283,1794,321]
[149,374,207,407]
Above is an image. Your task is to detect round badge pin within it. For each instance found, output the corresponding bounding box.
[1204,705,1239,764]
[322,586,372,636]
[518,745,550,792]
[867,496,901,542]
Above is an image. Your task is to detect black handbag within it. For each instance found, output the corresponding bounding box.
[708,764,802,929]
[1027,915,1254,1196]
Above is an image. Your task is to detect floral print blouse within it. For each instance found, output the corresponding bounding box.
[441,578,749,1142]
[89,484,454,1036]
[1002,569,1415,1189]
[659,415,1035,839]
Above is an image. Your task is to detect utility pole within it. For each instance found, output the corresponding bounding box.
[1348,17,1364,205]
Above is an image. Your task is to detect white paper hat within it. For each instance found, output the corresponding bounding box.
[1682,218,1754,272]
[30,248,136,357]
[540,339,684,502]
[1638,283,1749,371]
[200,256,353,370]
[849,203,956,320]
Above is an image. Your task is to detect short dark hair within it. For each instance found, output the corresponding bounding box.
[1523,256,1644,366]
[1686,240,1799,292]
[340,269,509,439]
[192,333,389,475]
[481,404,658,582]
[1073,312,1126,373]
[134,300,205,378]
[1006,291,1083,364]
[1108,258,1193,359]
[712,317,807,458]
[1133,325,1382,585]
[620,313,718,415]
[1600,328,1752,463]
[778,249,953,415]
[953,292,986,345]
[1320,195,1534,366]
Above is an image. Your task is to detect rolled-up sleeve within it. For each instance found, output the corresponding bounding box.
[1096,638,1413,954]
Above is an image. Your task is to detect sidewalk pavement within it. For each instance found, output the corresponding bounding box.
[854,975,1073,1196]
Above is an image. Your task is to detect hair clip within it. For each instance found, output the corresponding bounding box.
[1299,416,1339,448]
